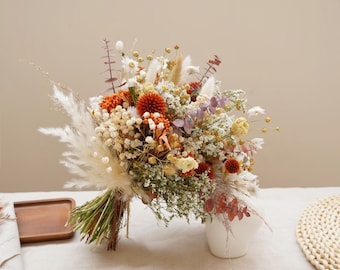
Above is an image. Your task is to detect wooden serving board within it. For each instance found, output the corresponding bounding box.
[14,198,75,243]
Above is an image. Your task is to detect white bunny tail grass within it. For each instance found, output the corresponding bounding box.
[38,85,133,194]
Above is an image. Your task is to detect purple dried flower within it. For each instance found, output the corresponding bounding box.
[183,116,195,134]
[173,119,184,128]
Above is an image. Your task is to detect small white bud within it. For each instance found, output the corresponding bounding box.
[103,112,110,120]
[128,78,138,88]
[126,119,134,126]
[104,138,112,146]
[157,122,165,130]
[145,136,155,144]
[124,138,131,146]
[115,40,124,52]
[101,156,110,164]
[148,119,156,130]
[94,111,101,118]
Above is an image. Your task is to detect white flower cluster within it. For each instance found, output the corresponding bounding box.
[157,82,191,118]
[135,161,214,222]
[93,105,145,169]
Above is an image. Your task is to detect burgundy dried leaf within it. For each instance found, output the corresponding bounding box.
[204,199,214,212]
[213,55,221,64]
[101,55,115,59]
[105,78,118,83]
[117,82,127,88]
[228,211,236,221]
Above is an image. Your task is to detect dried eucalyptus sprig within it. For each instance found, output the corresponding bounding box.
[102,39,126,93]
[199,55,222,83]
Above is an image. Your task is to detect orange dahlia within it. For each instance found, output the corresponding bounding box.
[136,93,167,116]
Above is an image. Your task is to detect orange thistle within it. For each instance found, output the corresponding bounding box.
[224,158,240,174]
[136,93,167,116]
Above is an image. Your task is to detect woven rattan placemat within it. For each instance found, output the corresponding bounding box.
[296,194,340,270]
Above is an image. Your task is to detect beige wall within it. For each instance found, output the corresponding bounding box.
[1,0,339,192]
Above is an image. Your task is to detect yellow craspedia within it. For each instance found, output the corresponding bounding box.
[148,156,157,165]
[230,117,249,137]
[142,82,155,93]
[164,164,177,176]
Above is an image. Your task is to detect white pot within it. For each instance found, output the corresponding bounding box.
[205,198,263,258]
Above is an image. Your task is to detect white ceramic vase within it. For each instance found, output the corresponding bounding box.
[205,197,263,258]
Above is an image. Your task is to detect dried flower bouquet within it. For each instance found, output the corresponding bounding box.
[39,40,276,250]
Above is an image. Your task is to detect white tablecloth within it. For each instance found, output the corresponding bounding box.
[1,187,339,270]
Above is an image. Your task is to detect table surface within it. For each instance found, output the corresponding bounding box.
[1,187,340,270]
